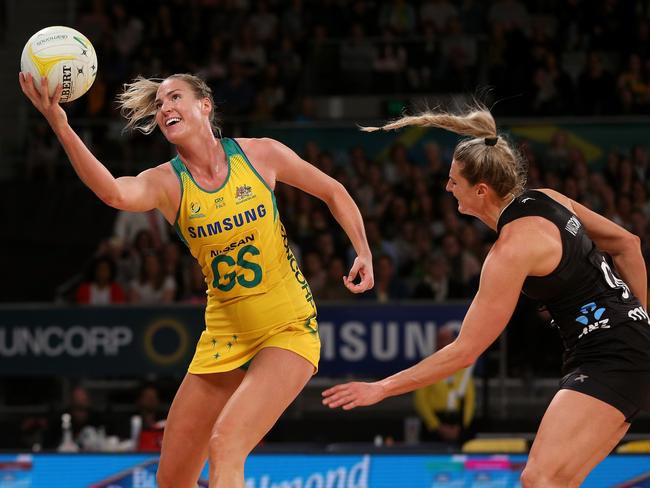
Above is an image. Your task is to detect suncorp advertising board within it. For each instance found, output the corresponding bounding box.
[0,304,468,377]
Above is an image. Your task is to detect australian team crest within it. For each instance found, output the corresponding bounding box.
[235,184,255,203]
[189,201,206,219]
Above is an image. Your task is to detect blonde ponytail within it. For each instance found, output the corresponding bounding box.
[362,109,496,139]
[362,106,526,198]
[116,76,162,134]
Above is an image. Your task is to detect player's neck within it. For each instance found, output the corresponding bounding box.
[177,133,224,175]
[481,194,516,231]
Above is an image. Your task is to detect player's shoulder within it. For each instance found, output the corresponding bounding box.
[498,209,560,253]
[233,137,277,149]
[135,161,179,190]
[234,137,295,165]
[530,188,575,213]
[143,160,176,177]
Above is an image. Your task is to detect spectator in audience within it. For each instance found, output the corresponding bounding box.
[617,158,637,196]
[373,30,407,93]
[459,223,484,262]
[215,61,256,116]
[181,261,208,304]
[631,180,650,218]
[282,0,308,41]
[379,0,416,36]
[303,24,339,95]
[353,219,398,267]
[392,220,418,276]
[136,383,164,426]
[129,251,176,304]
[45,386,105,450]
[407,23,437,92]
[320,257,355,301]
[252,63,287,121]
[577,52,617,115]
[420,0,458,34]
[544,130,572,174]
[383,196,410,241]
[618,53,650,114]
[340,23,375,93]
[355,165,390,218]
[230,26,267,80]
[248,1,279,44]
[487,0,530,34]
[24,121,61,181]
[363,254,408,302]
[440,17,478,91]
[113,383,166,450]
[302,251,327,298]
[161,241,186,300]
[113,209,169,251]
[110,2,144,58]
[630,145,649,183]
[76,255,126,305]
[457,0,485,35]
[198,34,228,87]
[273,35,303,95]
[413,322,475,445]
[531,52,574,115]
[77,0,111,42]
[440,232,481,291]
[412,254,465,301]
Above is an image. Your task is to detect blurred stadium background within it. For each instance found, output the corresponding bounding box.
[1,0,650,486]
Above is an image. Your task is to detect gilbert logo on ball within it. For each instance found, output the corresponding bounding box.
[20,26,98,103]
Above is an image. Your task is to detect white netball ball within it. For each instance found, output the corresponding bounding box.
[20,26,98,103]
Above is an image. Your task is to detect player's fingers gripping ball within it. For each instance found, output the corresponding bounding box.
[21,25,98,103]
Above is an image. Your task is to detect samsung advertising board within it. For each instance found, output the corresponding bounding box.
[0,452,649,487]
[0,304,467,377]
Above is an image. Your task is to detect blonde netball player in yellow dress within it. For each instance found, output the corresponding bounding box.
[19,71,374,488]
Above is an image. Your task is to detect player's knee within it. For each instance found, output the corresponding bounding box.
[521,462,577,488]
[156,465,179,488]
[155,471,169,488]
[521,464,544,488]
[209,419,244,462]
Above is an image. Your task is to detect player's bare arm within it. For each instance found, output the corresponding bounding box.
[240,137,374,293]
[323,222,542,410]
[539,188,647,308]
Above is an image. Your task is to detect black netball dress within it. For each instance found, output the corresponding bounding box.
[497,189,650,421]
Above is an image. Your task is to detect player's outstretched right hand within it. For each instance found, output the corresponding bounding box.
[18,72,68,130]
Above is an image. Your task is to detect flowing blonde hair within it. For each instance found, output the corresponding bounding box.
[363,106,527,197]
[116,73,220,135]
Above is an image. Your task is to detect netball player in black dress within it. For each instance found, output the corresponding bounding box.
[323,107,650,487]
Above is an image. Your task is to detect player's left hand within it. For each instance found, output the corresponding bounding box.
[322,381,385,410]
[343,255,374,293]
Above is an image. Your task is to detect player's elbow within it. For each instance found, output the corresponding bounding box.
[323,180,349,206]
[101,187,134,210]
[101,192,125,209]
[611,231,642,257]
[452,342,479,369]
[624,231,641,251]
[459,351,478,369]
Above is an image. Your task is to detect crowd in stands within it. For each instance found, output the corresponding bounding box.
[10,1,650,451]
[69,134,650,309]
[17,382,167,451]
[60,0,650,122]
[14,0,650,304]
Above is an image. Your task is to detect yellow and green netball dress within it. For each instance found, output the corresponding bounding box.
[172,138,320,373]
